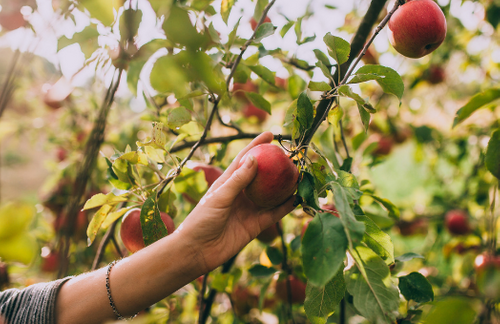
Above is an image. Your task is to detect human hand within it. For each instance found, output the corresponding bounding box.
[178,132,296,272]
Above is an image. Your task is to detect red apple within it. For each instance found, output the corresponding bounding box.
[231,285,259,316]
[43,77,74,109]
[397,218,428,236]
[321,204,339,217]
[361,45,379,65]
[475,254,500,274]
[256,221,280,243]
[301,218,312,239]
[238,144,299,209]
[56,147,68,162]
[183,162,224,204]
[232,81,258,100]
[445,209,470,236]
[242,103,268,123]
[120,209,175,253]
[275,275,306,304]
[41,251,60,272]
[424,65,446,84]
[0,11,26,30]
[388,0,447,59]
[372,136,394,156]
[250,16,271,31]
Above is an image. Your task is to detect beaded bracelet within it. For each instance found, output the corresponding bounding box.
[106,260,137,320]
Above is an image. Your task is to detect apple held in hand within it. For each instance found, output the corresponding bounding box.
[239,144,299,209]
[388,0,447,59]
[120,209,175,253]
[445,209,470,235]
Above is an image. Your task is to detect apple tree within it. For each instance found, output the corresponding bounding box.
[0,0,499,323]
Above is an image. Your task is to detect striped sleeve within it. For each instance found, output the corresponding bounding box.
[0,277,72,324]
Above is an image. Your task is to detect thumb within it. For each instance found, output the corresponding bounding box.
[216,155,257,202]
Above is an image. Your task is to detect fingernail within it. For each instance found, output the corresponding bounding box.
[243,154,255,168]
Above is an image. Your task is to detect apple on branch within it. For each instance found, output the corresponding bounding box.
[238,144,299,209]
[183,162,224,204]
[275,275,306,304]
[242,103,268,124]
[256,221,280,244]
[388,0,447,59]
[445,209,470,236]
[120,209,175,253]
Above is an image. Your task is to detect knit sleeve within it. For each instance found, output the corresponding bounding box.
[0,277,72,324]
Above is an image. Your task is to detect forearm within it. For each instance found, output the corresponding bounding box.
[55,229,207,324]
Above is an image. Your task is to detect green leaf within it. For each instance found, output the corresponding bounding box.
[174,167,208,202]
[150,54,189,97]
[335,170,362,201]
[248,64,275,85]
[355,65,404,101]
[356,214,394,264]
[101,207,133,229]
[294,17,303,43]
[163,6,209,49]
[302,213,348,286]
[140,196,169,247]
[453,88,500,127]
[316,61,333,83]
[158,188,177,219]
[323,33,350,65]
[349,73,385,84]
[485,129,500,180]
[57,25,99,59]
[369,195,400,219]
[167,107,192,129]
[119,9,142,43]
[253,22,276,43]
[87,204,113,246]
[248,264,277,277]
[329,182,365,245]
[395,252,424,262]
[421,297,476,324]
[304,269,345,324]
[338,85,376,113]
[357,103,371,132]
[220,0,235,24]
[298,172,320,210]
[308,81,331,92]
[245,92,271,114]
[253,0,269,21]
[399,272,434,303]
[327,105,343,126]
[83,192,128,210]
[265,246,283,265]
[314,49,331,67]
[346,246,399,324]
[127,39,168,95]
[288,74,307,99]
[297,91,314,132]
[280,20,294,38]
[79,0,119,26]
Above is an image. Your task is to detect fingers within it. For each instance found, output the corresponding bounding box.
[261,195,297,228]
[213,154,258,204]
[209,132,273,191]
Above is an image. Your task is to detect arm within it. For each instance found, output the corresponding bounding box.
[55,131,296,324]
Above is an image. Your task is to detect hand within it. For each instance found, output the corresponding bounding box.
[178,132,296,272]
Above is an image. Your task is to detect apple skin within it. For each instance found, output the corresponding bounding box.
[372,136,394,156]
[250,16,271,31]
[397,218,428,236]
[388,0,447,59]
[238,144,299,209]
[445,209,470,236]
[183,162,224,204]
[232,81,258,100]
[424,65,446,84]
[120,209,175,253]
[242,103,268,123]
[0,11,26,30]
[256,221,280,243]
[275,275,307,304]
[41,251,60,273]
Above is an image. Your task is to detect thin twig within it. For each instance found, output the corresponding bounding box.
[197,273,209,324]
[339,120,350,159]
